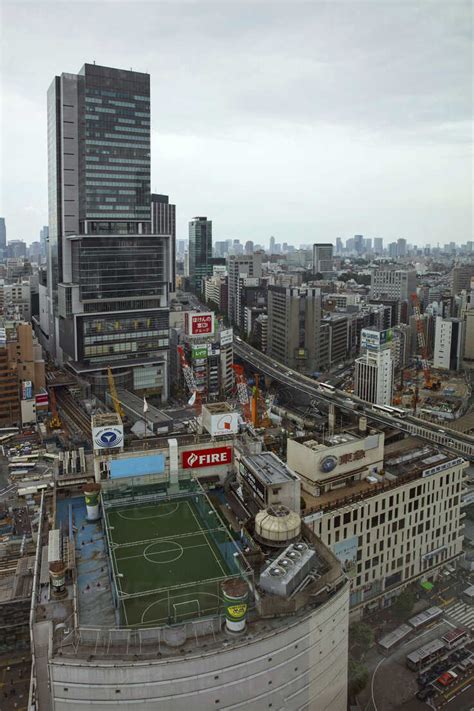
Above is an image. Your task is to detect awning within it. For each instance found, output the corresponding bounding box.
[420,581,434,591]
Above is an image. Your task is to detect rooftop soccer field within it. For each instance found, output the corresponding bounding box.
[104,496,240,627]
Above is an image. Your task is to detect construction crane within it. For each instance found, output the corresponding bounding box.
[231,364,252,424]
[177,346,201,413]
[48,388,61,430]
[410,293,440,390]
[107,367,125,419]
[251,374,271,428]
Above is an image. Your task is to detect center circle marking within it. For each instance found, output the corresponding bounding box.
[143,540,184,564]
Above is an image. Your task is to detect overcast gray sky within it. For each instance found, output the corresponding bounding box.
[0,0,472,246]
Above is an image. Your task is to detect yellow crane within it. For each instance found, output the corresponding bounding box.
[107,367,125,419]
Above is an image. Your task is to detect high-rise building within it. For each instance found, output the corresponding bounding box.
[227,253,263,327]
[354,344,393,405]
[151,194,176,293]
[452,264,474,296]
[7,240,27,259]
[370,268,416,324]
[433,316,465,371]
[45,63,170,398]
[353,234,364,255]
[335,237,343,255]
[40,226,49,262]
[397,238,407,257]
[312,243,333,278]
[189,216,212,292]
[373,237,383,254]
[267,286,322,372]
[0,218,6,254]
[244,240,254,254]
[269,235,275,253]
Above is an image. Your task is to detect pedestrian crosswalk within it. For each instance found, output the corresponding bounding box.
[444,601,474,628]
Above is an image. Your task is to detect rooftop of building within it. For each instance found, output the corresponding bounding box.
[242,451,300,484]
[302,438,463,515]
[32,478,346,664]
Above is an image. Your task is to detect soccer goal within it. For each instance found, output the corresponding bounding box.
[172,599,201,623]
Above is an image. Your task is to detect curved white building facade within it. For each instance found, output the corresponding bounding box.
[48,583,349,710]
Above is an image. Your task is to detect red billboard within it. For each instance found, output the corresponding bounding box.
[185,311,214,336]
[182,446,232,469]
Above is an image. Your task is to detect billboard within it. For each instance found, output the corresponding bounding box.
[92,424,124,450]
[202,409,240,436]
[182,446,232,469]
[220,328,233,347]
[109,454,165,479]
[185,311,214,336]
[333,535,358,579]
[361,328,393,351]
[21,381,33,400]
[192,346,208,360]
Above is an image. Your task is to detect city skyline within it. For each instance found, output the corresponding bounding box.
[0,1,472,245]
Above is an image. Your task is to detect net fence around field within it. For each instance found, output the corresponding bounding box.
[101,475,199,509]
[101,486,254,627]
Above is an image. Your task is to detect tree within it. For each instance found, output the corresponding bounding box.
[392,589,416,620]
[350,622,374,652]
[348,657,369,696]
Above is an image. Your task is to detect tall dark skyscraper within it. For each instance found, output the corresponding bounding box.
[151,194,176,293]
[45,63,170,399]
[189,216,212,292]
[0,218,6,253]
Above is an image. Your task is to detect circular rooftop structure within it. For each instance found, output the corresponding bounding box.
[254,505,301,547]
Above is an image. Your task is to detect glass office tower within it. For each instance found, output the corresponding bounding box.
[189,216,212,292]
[46,64,170,399]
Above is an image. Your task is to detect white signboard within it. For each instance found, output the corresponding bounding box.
[202,409,240,437]
[220,328,233,347]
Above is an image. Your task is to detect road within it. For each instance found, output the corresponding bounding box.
[233,339,474,460]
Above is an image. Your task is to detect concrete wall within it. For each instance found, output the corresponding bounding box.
[49,583,349,710]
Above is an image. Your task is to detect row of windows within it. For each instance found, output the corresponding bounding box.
[108,158,150,165]
[85,140,149,149]
[84,329,168,344]
[87,188,137,195]
[86,89,148,101]
[84,339,168,357]
[114,126,149,133]
[86,181,147,187]
[86,213,149,219]
[104,132,149,142]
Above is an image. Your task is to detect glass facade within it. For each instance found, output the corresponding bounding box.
[79,311,169,364]
[78,64,151,231]
[71,236,167,301]
[189,217,213,292]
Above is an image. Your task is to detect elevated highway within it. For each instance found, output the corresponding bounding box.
[233,339,474,461]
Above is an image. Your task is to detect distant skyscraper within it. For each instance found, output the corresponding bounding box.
[151,194,176,293]
[39,226,49,262]
[373,237,383,254]
[269,235,275,253]
[189,216,212,291]
[0,218,6,252]
[335,237,343,255]
[353,234,364,255]
[312,244,334,278]
[397,238,407,257]
[45,63,170,399]
[245,240,254,254]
